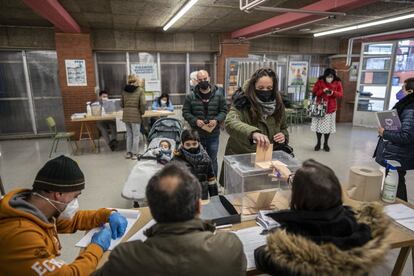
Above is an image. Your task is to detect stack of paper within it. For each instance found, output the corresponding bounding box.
[76,209,140,251]
[384,204,414,232]
[232,226,267,269]
[256,210,280,231]
[71,113,86,119]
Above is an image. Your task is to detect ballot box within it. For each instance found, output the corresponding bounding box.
[223,151,301,219]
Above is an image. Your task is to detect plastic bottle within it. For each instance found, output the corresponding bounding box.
[381,160,402,203]
[86,102,92,116]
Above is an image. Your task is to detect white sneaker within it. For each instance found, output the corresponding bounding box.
[125,152,132,159]
[131,154,138,160]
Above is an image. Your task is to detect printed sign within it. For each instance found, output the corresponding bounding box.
[130,63,158,81]
[65,59,87,86]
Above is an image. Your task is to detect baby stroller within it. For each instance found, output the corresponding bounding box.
[122,118,182,207]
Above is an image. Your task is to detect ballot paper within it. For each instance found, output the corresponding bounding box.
[76,209,140,250]
[384,204,414,232]
[127,219,157,242]
[232,226,267,269]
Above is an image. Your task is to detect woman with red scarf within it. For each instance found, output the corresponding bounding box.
[311,68,343,152]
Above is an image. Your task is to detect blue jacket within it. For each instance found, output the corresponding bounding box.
[375,100,414,170]
[152,98,174,112]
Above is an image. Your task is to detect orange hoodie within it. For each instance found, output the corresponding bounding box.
[0,189,112,276]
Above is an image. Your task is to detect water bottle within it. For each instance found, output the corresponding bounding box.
[381,160,401,203]
[86,102,92,116]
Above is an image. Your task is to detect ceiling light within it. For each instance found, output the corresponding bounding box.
[163,0,199,31]
[314,13,414,37]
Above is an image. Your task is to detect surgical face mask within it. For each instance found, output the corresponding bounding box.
[255,89,275,102]
[198,80,210,90]
[33,192,79,220]
[101,96,108,101]
[326,77,333,84]
[396,89,405,100]
[161,100,167,105]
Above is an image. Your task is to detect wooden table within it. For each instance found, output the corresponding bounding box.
[94,193,414,275]
[71,110,175,152]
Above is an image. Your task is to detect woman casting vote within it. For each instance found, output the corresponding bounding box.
[224,68,289,155]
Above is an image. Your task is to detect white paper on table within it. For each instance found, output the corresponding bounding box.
[127,219,156,242]
[397,218,414,232]
[384,204,414,220]
[76,209,140,251]
[232,226,267,269]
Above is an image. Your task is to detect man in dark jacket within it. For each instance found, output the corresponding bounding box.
[93,163,246,276]
[182,70,227,176]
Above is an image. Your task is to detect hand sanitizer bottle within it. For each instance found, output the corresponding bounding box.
[86,102,92,116]
[382,160,402,203]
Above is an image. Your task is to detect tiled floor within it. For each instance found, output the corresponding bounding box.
[1,123,413,275]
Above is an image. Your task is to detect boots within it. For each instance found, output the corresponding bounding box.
[314,132,322,151]
[208,183,218,197]
[323,134,330,152]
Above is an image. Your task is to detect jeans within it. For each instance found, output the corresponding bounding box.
[125,122,140,155]
[96,121,117,145]
[200,135,219,177]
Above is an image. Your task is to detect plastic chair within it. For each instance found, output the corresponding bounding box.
[46,117,77,158]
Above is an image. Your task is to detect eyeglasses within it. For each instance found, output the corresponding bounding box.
[287,173,295,188]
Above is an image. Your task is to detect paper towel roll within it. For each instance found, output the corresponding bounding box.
[347,166,383,202]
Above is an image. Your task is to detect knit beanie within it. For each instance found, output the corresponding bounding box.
[33,155,85,192]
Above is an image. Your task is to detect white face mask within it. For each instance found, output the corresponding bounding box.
[34,193,80,220]
[326,77,333,83]
[161,100,167,105]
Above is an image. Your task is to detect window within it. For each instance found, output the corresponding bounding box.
[189,53,215,83]
[96,52,127,97]
[160,53,186,105]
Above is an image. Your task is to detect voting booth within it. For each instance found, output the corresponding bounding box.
[223,151,301,219]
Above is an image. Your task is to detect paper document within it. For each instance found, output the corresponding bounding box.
[385,204,414,232]
[128,219,156,242]
[76,209,140,251]
[232,226,267,269]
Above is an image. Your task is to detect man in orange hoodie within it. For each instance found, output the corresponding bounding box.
[0,155,128,275]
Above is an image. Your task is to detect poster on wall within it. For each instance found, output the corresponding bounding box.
[130,63,158,81]
[225,59,240,97]
[65,59,87,86]
[349,62,359,82]
[288,61,308,101]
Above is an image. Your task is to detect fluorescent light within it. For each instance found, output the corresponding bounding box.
[163,0,199,31]
[314,13,414,37]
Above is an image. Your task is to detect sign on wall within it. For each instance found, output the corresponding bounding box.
[65,59,87,86]
[130,63,158,81]
[287,61,308,101]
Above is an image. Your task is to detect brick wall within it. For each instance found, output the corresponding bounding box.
[330,39,362,122]
[55,33,97,137]
[216,34,250,85]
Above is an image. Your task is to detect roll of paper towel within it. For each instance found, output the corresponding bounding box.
[347,166,383,202]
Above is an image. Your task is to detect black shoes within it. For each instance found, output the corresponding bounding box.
[109,139,118,151]
[323,144,330,152]
[314,143,321,151]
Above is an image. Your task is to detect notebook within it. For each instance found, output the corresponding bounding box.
[375,109,401,131]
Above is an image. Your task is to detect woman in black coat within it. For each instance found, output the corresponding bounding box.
[375,77,414,201]
[254,159,390,276]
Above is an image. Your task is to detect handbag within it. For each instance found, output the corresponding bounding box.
[307,97,327,118]
[274,143,295,157]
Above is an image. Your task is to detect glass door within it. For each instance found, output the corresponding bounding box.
[353,42,396,127]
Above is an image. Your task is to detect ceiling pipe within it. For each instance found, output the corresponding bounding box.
[345,27,414,65]
[254,6,346,17]
[240,0,268,12]
[243,16,329,41]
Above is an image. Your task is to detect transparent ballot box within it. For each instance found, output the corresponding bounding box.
[223,151,301,218]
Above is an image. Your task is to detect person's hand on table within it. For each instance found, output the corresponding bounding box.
[109,212,128,239]
[196,119,205,128]
[378,127,385,137]
[207,120,217,128]
[91,227,111,251]
[252,132,270,148]
[273,132,285,144]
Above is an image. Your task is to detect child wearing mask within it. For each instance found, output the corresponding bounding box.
[152,140,172,165]
[172,129,218,199]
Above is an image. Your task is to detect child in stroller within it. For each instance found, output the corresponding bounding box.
[152,139,172,165]
[172,129,218,199]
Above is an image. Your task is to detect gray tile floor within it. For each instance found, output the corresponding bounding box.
[1,123,413,275]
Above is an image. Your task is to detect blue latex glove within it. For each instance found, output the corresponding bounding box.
[91,227,111,251]
[109,212,128,240]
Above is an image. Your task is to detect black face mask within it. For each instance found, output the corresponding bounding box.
[199,81,210,90]
[255,89,275,102]
[186,147,200,154]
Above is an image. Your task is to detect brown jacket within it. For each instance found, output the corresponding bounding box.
[0,189,112,276]
[121,84,146,123]
[93,218,247,276]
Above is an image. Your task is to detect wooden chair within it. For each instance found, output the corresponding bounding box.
[46,117,77,158]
